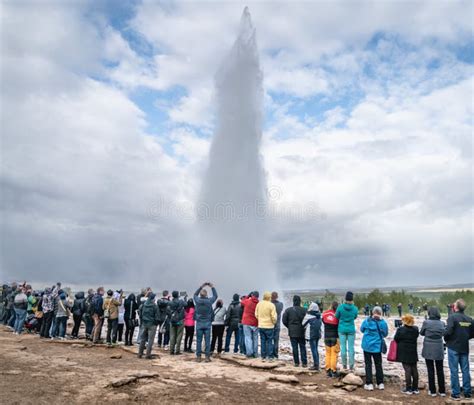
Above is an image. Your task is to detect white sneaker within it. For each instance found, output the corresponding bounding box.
[378,384,384,390]
[428,391,437,397]
[364,384,374,391]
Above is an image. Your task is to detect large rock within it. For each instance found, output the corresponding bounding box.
[268,375,299,384]
[342,373,364,386]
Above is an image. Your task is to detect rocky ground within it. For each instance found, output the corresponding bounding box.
[1,324,472,404]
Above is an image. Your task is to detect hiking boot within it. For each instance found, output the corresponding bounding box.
[450,394,461,401]
[205,357,211,363]
[309,366,319,371]
[196,356,202,363]
[302,364,308,368]
[464,394,472,399]
[401,389,413,395]
[138,353,143,359]
[326,370,333,378]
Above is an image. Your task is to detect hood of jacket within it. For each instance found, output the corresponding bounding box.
[428,306,441,320]
[293,295,301,306]
[75,291,85,299]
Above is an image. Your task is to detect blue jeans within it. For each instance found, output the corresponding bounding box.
[448,348,471,396]
[309,338,320,368]
[243,325,258,357]
[13,308,27,334]
[290,337,307,366]
[273,327,281,358]
[196,321,211,358]
[8,308,16,327]
[50,316,57,337]
[57,316,68,338]
[238,324,246,354]
[224,325,240,353]
[339,332,355,369]
[259,328,274,359]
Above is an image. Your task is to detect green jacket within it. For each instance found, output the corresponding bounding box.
[335,303,358,334]
[139,299,159,326]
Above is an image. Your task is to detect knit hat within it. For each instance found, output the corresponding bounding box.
[402,314,415,326]
[345,291,354,301]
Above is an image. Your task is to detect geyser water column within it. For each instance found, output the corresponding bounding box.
[196,8,275,292]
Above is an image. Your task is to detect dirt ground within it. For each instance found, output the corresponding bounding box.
[0,325,468,405]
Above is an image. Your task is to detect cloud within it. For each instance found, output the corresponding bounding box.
[0,0,472,291]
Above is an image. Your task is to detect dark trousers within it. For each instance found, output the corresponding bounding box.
[224,325,239,353]
[364,351,384,385]
[184,325,194,351]
[72,314,82,337]
[84,314,93,338]
[211,324,225,353]
[125,319,135,345]
[426,359,445,394]
[40,311,54,338]
[106,318,118,344]
[157,321,170,346]
[290,337,307,366]
[402,362,419,391]
[117,323,124,341]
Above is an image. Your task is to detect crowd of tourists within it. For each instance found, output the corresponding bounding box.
[1,282,472,401]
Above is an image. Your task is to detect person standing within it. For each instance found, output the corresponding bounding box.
[71,291,85,339]
[335,291,358,371]
[302,302,322,370]
[103,290,122,346]
[271,292,284,359]
[184,299,195,353]
[444,299,472,401]
[167,291,186,355]
[40,288,54,338]
[91,287,105,344]
[193,282,218,362]
[397,303,403,317]
[13,287,28,335]
[420,306,446,397]
[323,301,340,377]
[124,293,138,346]
[6,283,18,328]
[83,289,95,340]
[282,295,307,367]
[360,306,388,391]
[156,291,170,348]
[255,292,277,362]
[211,299,227,356]
[138,293,160,359]
[241,292,259,359]
[55,292,71,339]
[394,314,419,395]
[224,294,241,354]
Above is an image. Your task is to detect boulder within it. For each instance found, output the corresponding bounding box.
[342,373,364,387]
[110,354,122,359]
[418,381,426,390]
[108,377,137,388]
[17,346,27,351]
[342,384,358,392]
[268,375,299,384]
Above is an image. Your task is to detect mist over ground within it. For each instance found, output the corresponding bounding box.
[1,1,472,293]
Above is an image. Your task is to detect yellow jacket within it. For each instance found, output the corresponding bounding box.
[255,292,277,328]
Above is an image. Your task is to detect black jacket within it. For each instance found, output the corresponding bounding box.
[282,300,307,339]
[157,298,169,323]
[139,299,159,326]
[394,325,419,363]
[124,295,138,321]
[225,301,241,328]
[72,292,85,316]
[445,311,472,354]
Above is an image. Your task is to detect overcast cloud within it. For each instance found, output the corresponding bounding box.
[0,0,472,292]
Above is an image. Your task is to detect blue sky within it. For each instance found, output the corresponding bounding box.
[1,0,473,290]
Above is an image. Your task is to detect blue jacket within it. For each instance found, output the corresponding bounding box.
[360,317,388,353]
[335,303,358,334]
[193,287,217,324]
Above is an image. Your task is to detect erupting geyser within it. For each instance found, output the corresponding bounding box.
[196,7,275,291]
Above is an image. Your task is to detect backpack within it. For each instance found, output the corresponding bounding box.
[170,303,184,326]
[84,296,93,315]
[91,294,102,315]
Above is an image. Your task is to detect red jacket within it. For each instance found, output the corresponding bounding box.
[241,296,259,326]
